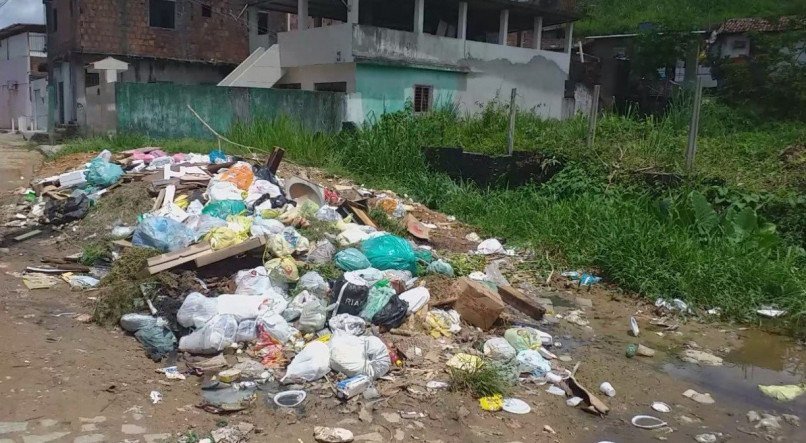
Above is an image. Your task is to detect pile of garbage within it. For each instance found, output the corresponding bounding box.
[9,146,615,420]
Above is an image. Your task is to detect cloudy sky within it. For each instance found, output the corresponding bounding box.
[0,0,45,29]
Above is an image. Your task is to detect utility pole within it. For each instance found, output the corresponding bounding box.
[685,76,704,172]
[587,85,600,148]
[506,88,517,155]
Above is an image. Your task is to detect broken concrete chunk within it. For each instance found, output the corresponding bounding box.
[680,349,723,366]
[314,426,354,443]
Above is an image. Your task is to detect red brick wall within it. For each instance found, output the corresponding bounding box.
[48,0,248,64]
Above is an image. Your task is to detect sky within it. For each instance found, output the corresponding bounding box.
[0,0,45,30]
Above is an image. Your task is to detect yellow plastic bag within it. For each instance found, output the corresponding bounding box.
[173,194,189,209]
[265,257,300,283]
[226,215,253,237]
[425,309,461,338]
[268,234,294,257]
[446,353,482,372]
[479,394,504,412]
[219,161,255,190]
[204,227,246,250]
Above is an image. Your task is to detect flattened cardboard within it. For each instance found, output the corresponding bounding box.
[453,277,505,330]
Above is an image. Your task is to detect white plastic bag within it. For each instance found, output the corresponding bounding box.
[178,314,238,354]
[314,205,342,222]
[250,217,285,237]
[281,341,331,383]
[235,320,257,342]
[216,294,275,322]
[483,337,517,362]
[399,286,430,314]
[298,295,327,333]
[329,334,391,379]
[297,271,329,298]
[337,227,370,246]
[234,266,271,295]
[245,180,282,208]
[177,292,218,328]
[306,239,336,264]
[328,313,367,336]
[516,349,551,377]
[258,312,294,343]
[207,180,243,202]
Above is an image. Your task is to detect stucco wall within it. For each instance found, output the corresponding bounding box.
[85,82,117,135]
[0,57,32,129]
[279,23,355,66]
[116,82,344,138]
[354,64,463,120]
[277,63,358,91]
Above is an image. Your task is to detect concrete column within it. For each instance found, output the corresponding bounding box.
[414,0,424,33]
[564,22,574,54]
[498,9,509,45]
[457,2,468,40]
[347,0,359,24]
[298,0,308,30]
[533,16,543,50]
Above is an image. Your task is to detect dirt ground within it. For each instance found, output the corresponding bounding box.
[0,146,804,443]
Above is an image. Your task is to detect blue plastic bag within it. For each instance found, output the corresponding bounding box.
[334,248,371,271]
[133,216,195,252]
[85,157,123,187]
[361,234,417,273]
[209,149,227,164]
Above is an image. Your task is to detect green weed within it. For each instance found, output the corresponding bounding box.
[449,358,514,398]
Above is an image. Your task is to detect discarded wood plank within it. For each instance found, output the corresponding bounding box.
[147,244,213,274]
[266,147,285,174]
[27,264,91,273]
[152,188,166,212]
[111,239,133,248]
[497,285,547,321]
[207,161,235,174]
[14,230,42,242]
[41,256,80,264]
[340,200,377,228]
[194,235,268,267]
[430,297,459,307]
[147,243,211,267]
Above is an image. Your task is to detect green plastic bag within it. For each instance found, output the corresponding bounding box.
[85,157,123,187]
[415,249,434,263]
[427,259,454,277]
[361,234,417,273]
[359,280,395,321]
[202,200,247,219]
[334,248,371,271]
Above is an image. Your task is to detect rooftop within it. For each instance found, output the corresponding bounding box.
[0,23,47,41]
[716,16,803,34]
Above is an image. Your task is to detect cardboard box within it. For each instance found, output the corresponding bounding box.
[453,277,505,330]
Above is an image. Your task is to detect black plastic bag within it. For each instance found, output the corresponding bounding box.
[372,295,409,329]
[44,192,90,225]
[331,278,370,316]
[253,165,280,186]
[253,193,295,209]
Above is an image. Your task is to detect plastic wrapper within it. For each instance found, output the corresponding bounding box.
[483,337,517,362]
[85,157,123,187]
[253,165,281,185]
[202,200,247,219]
[257,312,294,343]
[204,226,245,250]
[314,206,342,222]
[306,239,336,264]
[329,313,366,336]
[226,215,253,237]
[43,190,90,225]
[265,257,299,283]
[133,216,195,252]
[282,227,310,253]
[331,273,371,316]
[334,248,371,271]
[268,234,295,257]
[251,217,285,237]
[371,294,409,329]
[361,234,417,273]
[359,280,395,321]
[347,268,384,286]
[281,341,331,383]
[209,149,227,164]
[218,161,255,190]
[207,181,243,202]
[178,314,238,354]
[329,334,391,379]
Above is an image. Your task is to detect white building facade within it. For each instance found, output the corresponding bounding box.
[0,24,48,131]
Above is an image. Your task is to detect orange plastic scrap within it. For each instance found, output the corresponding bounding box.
[219,162,255,190]
[254,325,286,368]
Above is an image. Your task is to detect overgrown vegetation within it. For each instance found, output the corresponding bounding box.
[65,97,806,329]
[368,208,407,237]
[93,247,168,325]
[80,241,111,266]
[575,0,803,36]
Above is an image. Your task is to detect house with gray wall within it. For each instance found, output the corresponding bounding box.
[223,0,579,123]
[0,24,48,131]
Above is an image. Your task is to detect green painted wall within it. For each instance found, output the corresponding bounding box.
[354,64,464,120]
[116,83,344,139]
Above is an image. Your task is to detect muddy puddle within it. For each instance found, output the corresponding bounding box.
[663,329,805,414]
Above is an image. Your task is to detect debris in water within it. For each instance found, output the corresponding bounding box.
[682,389,715,405]
[757,384,805,401]
[680,349,723,366]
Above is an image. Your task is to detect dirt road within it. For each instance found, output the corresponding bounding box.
[0,147,803,443]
